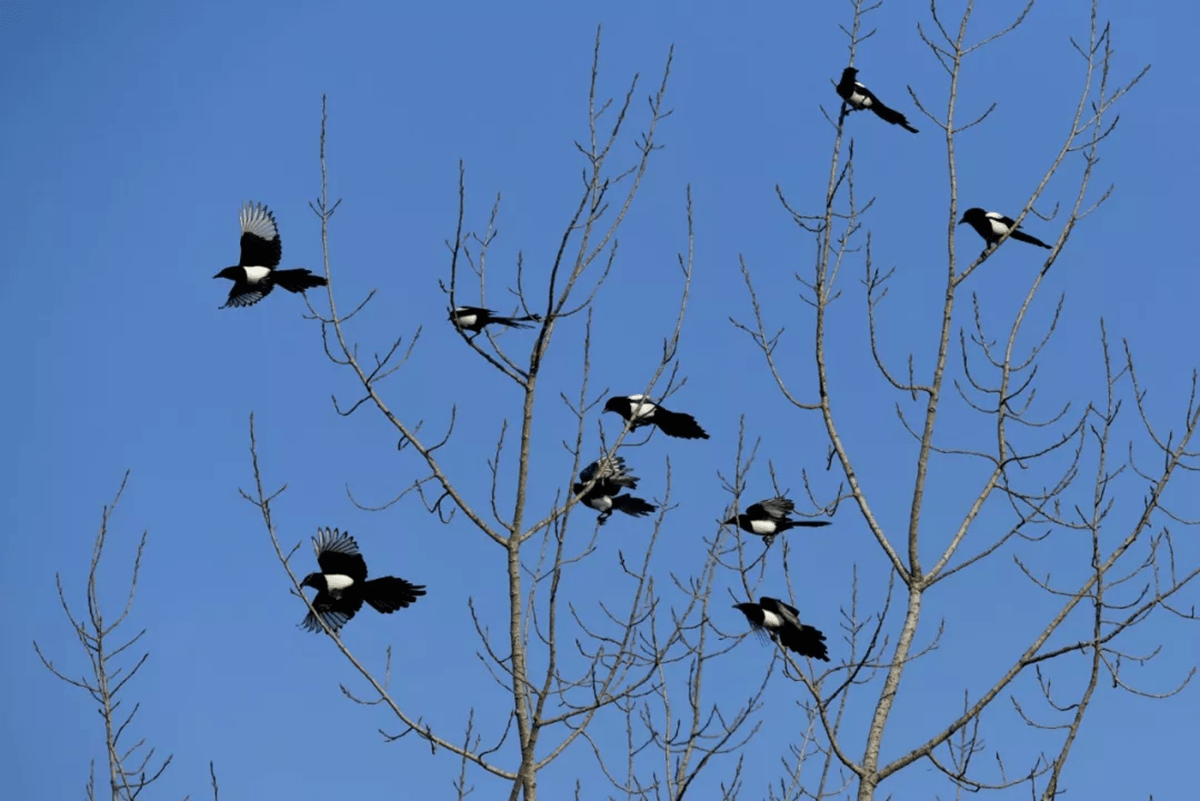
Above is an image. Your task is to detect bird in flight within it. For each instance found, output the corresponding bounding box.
[573,455,656,524]
[299,528,426,633]
[836,67,919,133]
[603,395,709,440]
[724,496,831,546]
[734,597,829,662]
[449,306,541,335]
[958,208,1052,256]
[214,202,327,308]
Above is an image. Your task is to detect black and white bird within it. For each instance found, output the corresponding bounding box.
[835,67,919,133]
[603,395,710,440]
[298,528,426,633]
[213,202,327,308]
[734,597,829,662]
[449,306,541,335]
[724,496,831,546]
[958,207,1052,255]
[573,455,656,524]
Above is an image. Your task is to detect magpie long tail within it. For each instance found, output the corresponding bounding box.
[274,268,330,294]
[654,409,710,440]
[779,623,830,662]
[612,495,657,518]
[493,313,542,329]
[870,103,919,133]
[1011,231,1052,249]
[779,519,833,532]
[363,576,427,614]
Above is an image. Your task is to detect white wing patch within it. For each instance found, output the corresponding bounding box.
[456,313,478,328]
[242,266,271,283]
[586,494,613,513]
[848,84,871,108]
[760,609,784,629]
[987,217,1011,236]
[750,519,778,535]
[324,574,355,591]
[627,397,657,419]
[240,202,279,241]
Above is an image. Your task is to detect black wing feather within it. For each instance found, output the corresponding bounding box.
[313,528,368,582]
[238,202,282,268]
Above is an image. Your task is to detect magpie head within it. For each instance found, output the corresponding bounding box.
[958,208,985,226]
[300,572,324,591]
[723,513,741,526]
[732,602,759,619]
[602,397,624,415]
[840,66,858,80]
[214,266,240,280]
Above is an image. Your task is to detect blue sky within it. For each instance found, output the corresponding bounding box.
[2,0,1197,798]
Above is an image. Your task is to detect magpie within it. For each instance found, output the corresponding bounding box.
[734,597,829,662]
[603,395,710,440]
[449,306,542,335]
[213,201,327,308]
[299,528,426,633]
[958,208,1052,254]
[836,67,919,133]
[724,496,831,546]
[573,455,656,524]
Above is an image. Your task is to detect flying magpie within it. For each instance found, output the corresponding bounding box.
[449,306,541,335]
[958,208,1052,254]
[299,528,426,633]
[734,597,829,662]
[724,496,831,546]
[836,67,919,133]
[214,202,327,308]
[603,395,710,440]
[573,455,656,524]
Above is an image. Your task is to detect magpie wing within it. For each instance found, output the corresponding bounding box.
[314,527,369,582]
[300,595,362,634]
[753,496,796,521]
[985,211,1017,228]
[238,201,282,268]
[759,596,802,628]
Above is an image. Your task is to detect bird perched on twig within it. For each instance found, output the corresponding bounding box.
[213,202,327,308]
[603,395,709,440]
[724,496,831,546]
[734,597,829,662]
[299,528,426,633]
[573,455,656,524]
[958,207,1052,256]
[449,306,541,335]
[836,67,919,133]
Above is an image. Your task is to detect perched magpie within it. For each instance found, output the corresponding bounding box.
[724,496,831,546]
[299,528,426,633]
[835,67,919,133]
[958,208,1052,254]
[603,395,710,440]
[449,306,541,335]
[734,597,829,662]
[213,202,327,308]
[573,455,656,524]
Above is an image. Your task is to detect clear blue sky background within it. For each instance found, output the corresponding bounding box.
[2,1,1197,798]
